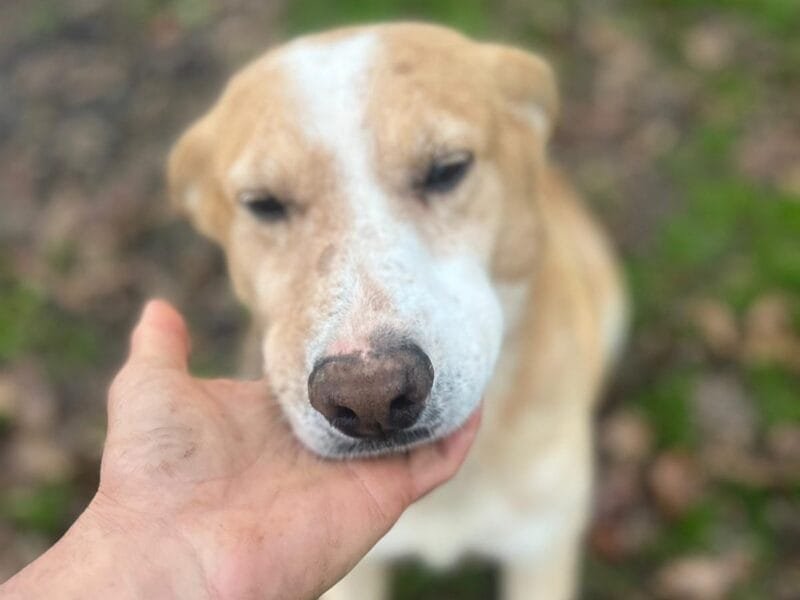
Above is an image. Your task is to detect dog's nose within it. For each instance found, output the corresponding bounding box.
[308,344,434,438]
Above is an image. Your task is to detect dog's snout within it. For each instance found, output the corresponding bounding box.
[308,344,434,439]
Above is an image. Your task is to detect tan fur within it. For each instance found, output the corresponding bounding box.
[169,23,626,600]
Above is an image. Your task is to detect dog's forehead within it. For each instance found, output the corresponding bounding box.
[278,31,379,143]
[273,24,482,94]
[274,27,486,132]
[226,26,490,191]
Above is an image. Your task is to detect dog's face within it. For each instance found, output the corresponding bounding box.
[168,24,557,457]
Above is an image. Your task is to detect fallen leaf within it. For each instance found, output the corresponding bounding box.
[686,298,739,358]
[601,409,654,465]
[742,293,800,373]
[648,451,705,518]
[654,552,752,599]
[8,434,76,483]
[683,20,737,71]
[766,424,800,464]
[691,373,757,449]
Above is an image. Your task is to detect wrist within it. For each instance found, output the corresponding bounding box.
[0,495,211,600]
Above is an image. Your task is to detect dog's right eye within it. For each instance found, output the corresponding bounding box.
[239,192,289,222]
[420,151,474,196]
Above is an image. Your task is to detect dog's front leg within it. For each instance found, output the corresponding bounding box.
[500,540,580,600]
[320,561,389,600]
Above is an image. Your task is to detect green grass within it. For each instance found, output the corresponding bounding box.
[635,370,698,449]
[747,366,800,426]
[0,414,11,437]
[649,502,719,558]
[631,130,800,315]
[0,483,77,537]
[584,5,800,593]
[647,0,800,37]
[22,0,64,37]
[583,556,642,600]
[117,0,216,27]
[286,0,494,36]
[625,59,800,450]
[393,561,496,600]
[0,268,101,372]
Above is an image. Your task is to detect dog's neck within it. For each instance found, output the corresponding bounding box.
[496,279,533,342]
[475,273,532,400]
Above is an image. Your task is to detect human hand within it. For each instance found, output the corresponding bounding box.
[0,300,480,600]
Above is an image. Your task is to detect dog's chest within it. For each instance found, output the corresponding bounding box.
[368,434,587,568]
[365,319,592,568]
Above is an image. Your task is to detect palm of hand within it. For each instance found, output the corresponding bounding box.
[90,302,477,599]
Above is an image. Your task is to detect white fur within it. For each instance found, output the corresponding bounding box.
[369,421,590,567]
[186,185,203,213]
[270,32,503,457]
[514,104,550,137]
[604,278,629,362]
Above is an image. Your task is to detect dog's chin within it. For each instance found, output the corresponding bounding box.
[324,426,439,458]
[287,405,477,459]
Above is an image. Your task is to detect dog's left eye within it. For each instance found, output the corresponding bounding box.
[239,192,289,222]
[422,151,474,195]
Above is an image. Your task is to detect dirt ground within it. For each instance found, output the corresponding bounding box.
[1,1,799,598]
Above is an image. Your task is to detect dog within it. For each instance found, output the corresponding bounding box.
[168,22,626,599]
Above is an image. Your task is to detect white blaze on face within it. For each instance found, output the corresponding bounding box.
[279,31,391,357]
[275,31,503,456]
[281,32,379,190]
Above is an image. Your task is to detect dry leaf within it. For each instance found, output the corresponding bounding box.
[648,451,705,518]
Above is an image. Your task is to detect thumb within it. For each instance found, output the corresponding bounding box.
[129,299,191,371]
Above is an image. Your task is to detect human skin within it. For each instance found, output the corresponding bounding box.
[0,300,480,600]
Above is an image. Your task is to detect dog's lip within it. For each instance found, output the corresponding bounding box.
[327,424,439,457]
[342,425,434,446]
[337,423,432,443]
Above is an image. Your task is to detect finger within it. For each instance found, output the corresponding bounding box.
[343,407,482,522]
[129,299,191,371]
[405,407,482,499]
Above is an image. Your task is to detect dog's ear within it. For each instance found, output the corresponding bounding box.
[167,115,232,245]
[483,44,559,139]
